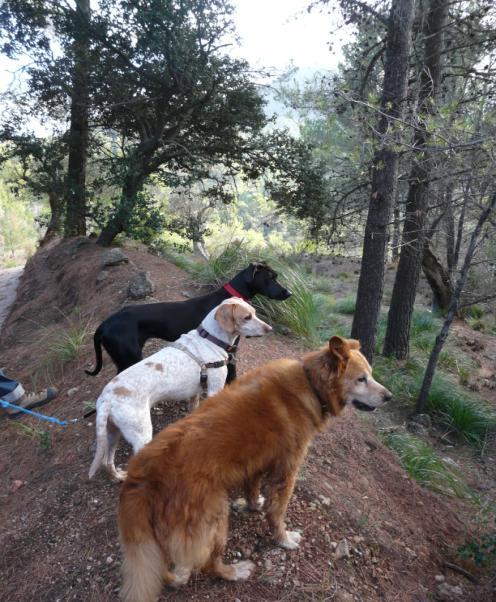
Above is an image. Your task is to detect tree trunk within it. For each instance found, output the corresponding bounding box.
[193,239,210,261]
[391,189,401,262]
[383,0,448,359]
[97,174,145,246]
[350,0,415,362]
[41,190,64,244]
[444,184,455,275]
[416,192,496,413]
[64,0,90,237]
[421,243,453,312]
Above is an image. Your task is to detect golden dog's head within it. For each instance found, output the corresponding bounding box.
[304,336,392,416]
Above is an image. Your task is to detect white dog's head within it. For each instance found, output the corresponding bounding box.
[214,298,272,337]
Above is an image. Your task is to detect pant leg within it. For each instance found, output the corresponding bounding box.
[0,375,25,403]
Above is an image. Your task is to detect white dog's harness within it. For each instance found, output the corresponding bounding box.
[171,338,228,399]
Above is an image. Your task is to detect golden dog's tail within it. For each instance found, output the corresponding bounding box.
[119,481,166,602]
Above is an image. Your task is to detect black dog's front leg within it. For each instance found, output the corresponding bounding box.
[226,335,240,384]
[226,355,237,383]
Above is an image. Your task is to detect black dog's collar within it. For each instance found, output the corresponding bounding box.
[303,365,330,417]
[197,327,237,354]
[223,283,250,302]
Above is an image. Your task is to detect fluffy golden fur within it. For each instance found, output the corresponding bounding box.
[118,336,391,602]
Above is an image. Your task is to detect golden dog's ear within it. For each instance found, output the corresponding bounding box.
[329,336,351,367]
[348,339,361,350]
[215,303,236,333]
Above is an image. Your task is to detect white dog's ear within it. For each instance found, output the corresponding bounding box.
[215,303,236,333]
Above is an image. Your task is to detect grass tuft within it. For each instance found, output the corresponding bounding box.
[334,295,356,315]
[383,432,475,500]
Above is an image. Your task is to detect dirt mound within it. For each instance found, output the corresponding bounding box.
[0,239,485,601]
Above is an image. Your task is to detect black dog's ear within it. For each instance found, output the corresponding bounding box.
[245,262,260,282]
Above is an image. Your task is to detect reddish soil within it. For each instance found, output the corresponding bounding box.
[0,239,492,601]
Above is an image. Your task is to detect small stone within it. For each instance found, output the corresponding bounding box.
[352,535,365,544]
[407,420,428,436]
[11,479,24,492]
[412,413,432,428]
[96,270,109,283]
[330,541,338,550]
[127,270,155,300]
[435,575,445,583]
[334,539,351,560]
[106,556,113,565]
[438,582,464,600]
[67,387,79,396]
[319,495,331,506]
[102,248,128,266]
[264,558,273,571]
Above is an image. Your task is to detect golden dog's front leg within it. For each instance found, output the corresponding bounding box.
[265,470,301,550]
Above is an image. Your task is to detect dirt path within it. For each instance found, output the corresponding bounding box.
[0,266,23,333]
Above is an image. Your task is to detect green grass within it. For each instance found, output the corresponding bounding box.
[49,321,91,362]
[334,295,356,315]
[11,422,51,450]
[383,432,475,500]
[427,376,496,446]
[374,354,496,447]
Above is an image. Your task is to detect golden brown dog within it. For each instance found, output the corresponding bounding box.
[118,336,392,602]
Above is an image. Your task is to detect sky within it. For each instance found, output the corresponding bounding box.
[0,0,353,120]
[231,0,349,74]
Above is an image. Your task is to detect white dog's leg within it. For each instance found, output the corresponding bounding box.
[104,423,127,481]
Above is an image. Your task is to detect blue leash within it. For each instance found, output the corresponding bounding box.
[0,398,80,426]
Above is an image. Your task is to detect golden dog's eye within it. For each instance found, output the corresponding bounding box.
[244,315,252,321]
[358,376,367,383]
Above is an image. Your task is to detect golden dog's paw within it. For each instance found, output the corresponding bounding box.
[278,530,302,550]
[231,560,255,581]
[169,566,191,587]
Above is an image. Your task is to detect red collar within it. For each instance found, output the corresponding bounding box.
[223,283,249,301]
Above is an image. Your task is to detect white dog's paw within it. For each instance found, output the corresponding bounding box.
[278,530,302,550]
[112,468,128,482]
[231,560,255,581]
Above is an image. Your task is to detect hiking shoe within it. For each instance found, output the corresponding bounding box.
[4,387,59,417]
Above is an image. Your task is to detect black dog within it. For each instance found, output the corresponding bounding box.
[85,262,290,381]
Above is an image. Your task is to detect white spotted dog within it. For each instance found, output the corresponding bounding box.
[88,298,272,481]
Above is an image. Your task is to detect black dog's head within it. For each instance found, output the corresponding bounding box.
[242,262,291,300]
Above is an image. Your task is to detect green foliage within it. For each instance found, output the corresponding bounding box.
[0,178,38,267]
[373,354,496,447]
[334,294,356,315]
[12,422,51,450]
[383,432,474,500]
[427,376,496,446]
[459,524,496,567]
[254,264,321,345]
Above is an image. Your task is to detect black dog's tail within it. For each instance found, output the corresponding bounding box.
[85,325,104,376]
